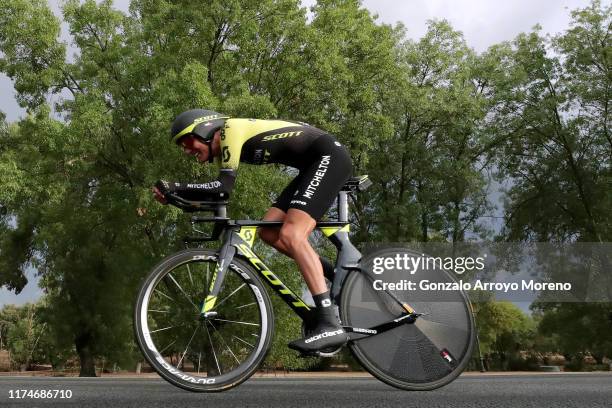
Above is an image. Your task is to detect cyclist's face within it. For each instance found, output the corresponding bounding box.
[179,135,209,162]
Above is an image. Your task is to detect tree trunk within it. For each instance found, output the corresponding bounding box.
[75,332,97,377]
[417,181,428,242]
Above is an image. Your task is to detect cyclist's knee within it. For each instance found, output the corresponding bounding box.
[278,225,307,254]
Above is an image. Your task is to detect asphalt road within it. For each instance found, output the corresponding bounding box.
[0,373,611,408]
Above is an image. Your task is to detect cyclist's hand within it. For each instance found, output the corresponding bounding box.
[153,180,169,205]
[152,187,167,204]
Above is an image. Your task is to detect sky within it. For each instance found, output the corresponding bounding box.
[360,0,591,51]
[0,0,595,308]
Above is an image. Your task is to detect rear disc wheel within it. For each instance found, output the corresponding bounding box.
[340,257,475,390]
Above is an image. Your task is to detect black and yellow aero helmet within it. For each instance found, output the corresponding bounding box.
[170,109,229,144]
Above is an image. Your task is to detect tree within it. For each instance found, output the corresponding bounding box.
[362,20,498,244]
[0,305,20,351]
[0,0,287,375]
[1,0,607,374]
[1,304,45,370]
[487,2,611,242]
[473,299,536,370]
[535,302,612,366]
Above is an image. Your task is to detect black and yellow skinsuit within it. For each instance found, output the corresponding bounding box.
[168,118,352,220]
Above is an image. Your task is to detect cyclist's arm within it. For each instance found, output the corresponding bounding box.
[155,119,251,203]
[155,169,236,201]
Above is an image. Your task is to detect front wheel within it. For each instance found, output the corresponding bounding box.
[134,249,274,392]
[340,254,475,391]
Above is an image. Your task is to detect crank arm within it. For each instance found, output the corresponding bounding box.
[343,312,426,340]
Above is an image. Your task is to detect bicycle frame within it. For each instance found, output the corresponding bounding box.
[201,219,361,326]
[200,221,421,340]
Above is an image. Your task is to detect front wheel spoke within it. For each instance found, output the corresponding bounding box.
[159,340,177,355]
[150,323,185,334]
[186,263,194,286]
[211,318,260,327]
[232,335,255,348]
[177,325,201,368]
[209,321,240,365]
[213,283,246,311]
[167,273,199,311]
[236,302,257,310]
[154,288,174,302]
[204,322,222,375]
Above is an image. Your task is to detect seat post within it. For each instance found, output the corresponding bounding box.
[215,204,227,218]
[338,191,348,222]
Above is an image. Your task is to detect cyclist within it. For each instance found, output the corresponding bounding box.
[153,109,352,353]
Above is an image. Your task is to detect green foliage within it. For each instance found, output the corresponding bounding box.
[474,299,535,355]
[1,303,42,369]
[0,301,76,371]
[473,299,536,370]
[362,20,496,243]
[0,304,21,351]
[486,1,611,242]
[0,0,66,108]
[533,303,612,364]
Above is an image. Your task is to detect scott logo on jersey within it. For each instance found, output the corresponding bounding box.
[262,130,303,141]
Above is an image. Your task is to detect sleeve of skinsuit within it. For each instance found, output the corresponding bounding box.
[156,169,237,200]
[217,118,246,170]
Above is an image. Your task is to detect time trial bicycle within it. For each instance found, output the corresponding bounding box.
[134,175,475,391]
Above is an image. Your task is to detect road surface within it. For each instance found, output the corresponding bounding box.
[0,373,610,407]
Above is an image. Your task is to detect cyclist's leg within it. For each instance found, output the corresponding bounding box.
[261,206,327,293]
[280,135,351,352]
[280,209,349,353]
[277,134,351,296]
[258,207,288,254]
[277,208,326,294]
[259,190,335,280]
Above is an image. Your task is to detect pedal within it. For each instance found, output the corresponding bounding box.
[295,347,342,358]
[290,340,344,358]
[297,350,323,358]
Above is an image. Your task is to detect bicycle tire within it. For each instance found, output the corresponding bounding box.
[134,249,274,392]
[340,256,475,391]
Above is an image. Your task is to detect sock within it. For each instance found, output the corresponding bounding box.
[312,291,338,326]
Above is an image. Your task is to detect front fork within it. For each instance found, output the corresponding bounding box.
[200,232,236,317]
